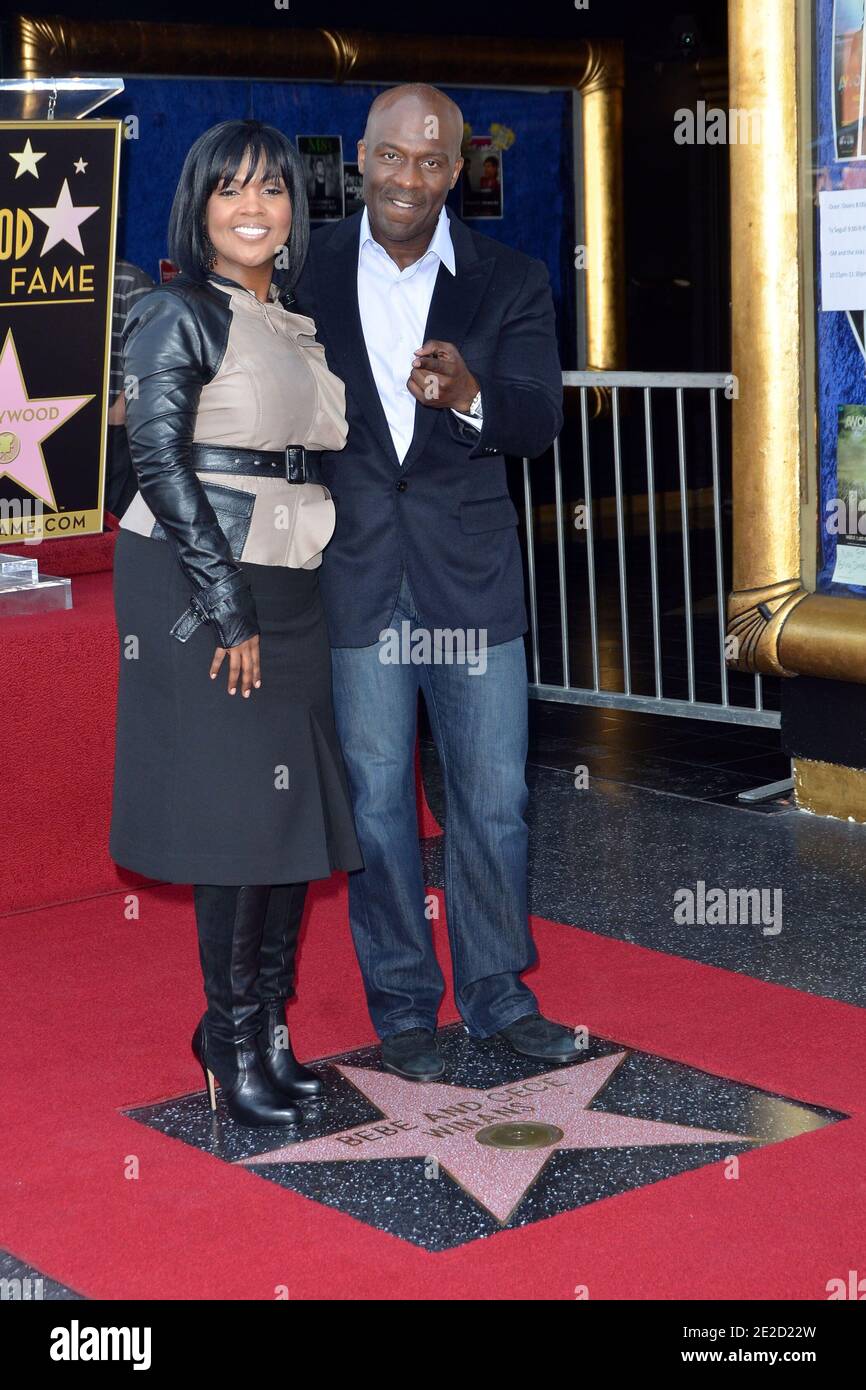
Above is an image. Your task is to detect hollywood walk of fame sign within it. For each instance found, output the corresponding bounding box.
[0,121,120,540]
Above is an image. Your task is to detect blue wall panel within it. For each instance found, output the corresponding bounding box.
[111,78,577,364]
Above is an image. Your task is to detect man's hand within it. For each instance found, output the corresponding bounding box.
[209,634,262,697]
[407,340,479,413]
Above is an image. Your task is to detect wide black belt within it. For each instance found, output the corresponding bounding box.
[190,442,308,484]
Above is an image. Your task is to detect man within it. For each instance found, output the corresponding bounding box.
[294,84,576,1080]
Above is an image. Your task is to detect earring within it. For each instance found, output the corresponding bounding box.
[202,229,217,270]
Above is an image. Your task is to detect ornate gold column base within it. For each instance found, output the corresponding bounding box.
[727,585,866,682]
[727,579,806,676]
[793,756,866,821]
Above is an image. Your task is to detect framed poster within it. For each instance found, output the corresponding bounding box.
[0,119,120,539]
[343,161,363,217]
[832,0,866,158]
[297,135,345,221]
[460,136,504,219]
[810,1,866,595]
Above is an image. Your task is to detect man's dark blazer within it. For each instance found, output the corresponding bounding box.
[293,208,563,648]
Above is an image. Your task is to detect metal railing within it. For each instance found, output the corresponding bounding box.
[522,371,779,729]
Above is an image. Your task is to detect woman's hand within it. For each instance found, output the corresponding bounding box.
[209,635,262,697]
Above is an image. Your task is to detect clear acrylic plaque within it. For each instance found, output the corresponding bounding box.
[0,77,125,122]
[0,573,71,617]
[0,553,39,586]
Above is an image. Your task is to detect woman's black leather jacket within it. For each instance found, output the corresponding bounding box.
[121,272,262,648]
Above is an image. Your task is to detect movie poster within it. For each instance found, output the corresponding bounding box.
[460,136,504,219]
[0,121,121,540]
[830,404,866,583]
[833,0,866,159]
[343,161,364,217]
[297,136,345,221]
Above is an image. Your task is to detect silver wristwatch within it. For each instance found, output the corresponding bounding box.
[467,390,482,417]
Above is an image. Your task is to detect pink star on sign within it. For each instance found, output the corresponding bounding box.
[0,330,93,507]
[239,1053,751,1224]
[29,178,98,255]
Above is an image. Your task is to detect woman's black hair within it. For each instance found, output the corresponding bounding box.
[168,119,309,293]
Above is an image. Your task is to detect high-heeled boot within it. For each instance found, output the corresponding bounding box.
[256,882,323,1100]
[191,883,301,1127]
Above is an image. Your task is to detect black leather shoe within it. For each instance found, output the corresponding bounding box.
[258,1000,323,1101]
[192,1016,302,1127]
[381,1028,445,1081]
[494,1014,580,1063]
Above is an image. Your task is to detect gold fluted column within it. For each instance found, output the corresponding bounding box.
[579,45,625,370]
[727,0,866,817]
[727,0,866,684]
[727,0,807,673]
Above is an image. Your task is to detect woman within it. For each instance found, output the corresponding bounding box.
[110,120,363,1128]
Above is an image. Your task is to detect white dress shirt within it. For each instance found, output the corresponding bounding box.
[356,204,481,464]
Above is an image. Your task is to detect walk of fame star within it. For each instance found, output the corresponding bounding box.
[123,1025,844,1249]
[238,1053,751,1224]
[0,330,93,507]
[29,179,98,256]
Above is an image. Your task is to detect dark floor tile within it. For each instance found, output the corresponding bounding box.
[661,735,786,764]
[530,730,689,765]
[524,733,768,800]
[530,712,710,755]
[710,751,793,781]
[705,787,797,813]
[527,704,784,768]
[577,723,700,753]
[418,754,866,1008]
[562,750,764,801]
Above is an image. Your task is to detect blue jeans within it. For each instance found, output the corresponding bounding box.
[330,570,538,1039]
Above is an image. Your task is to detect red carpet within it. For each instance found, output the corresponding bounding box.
[1,881,863,1301]
[0,517,153,916]
[1,528,857,1298]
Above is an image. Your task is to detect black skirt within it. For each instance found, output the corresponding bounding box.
[109,528,363,885]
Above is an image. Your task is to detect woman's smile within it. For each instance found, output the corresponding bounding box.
[231,224,270,239]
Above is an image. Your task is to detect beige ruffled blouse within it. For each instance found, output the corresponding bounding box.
[119,277,347,569]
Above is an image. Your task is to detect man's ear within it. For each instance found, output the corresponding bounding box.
[450,156,464,190]
[357,139,366,173]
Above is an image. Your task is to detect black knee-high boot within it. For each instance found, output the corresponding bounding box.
[256,883,323,1100]
[191,883,301,1127]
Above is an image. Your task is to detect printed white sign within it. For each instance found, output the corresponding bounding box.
[820,189,866,310]
[832,542,866,584]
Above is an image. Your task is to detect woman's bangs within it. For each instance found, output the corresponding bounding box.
[211,131,290,192]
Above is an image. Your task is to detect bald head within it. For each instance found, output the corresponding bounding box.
[358,84,466,262]
[363,84,464,160]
